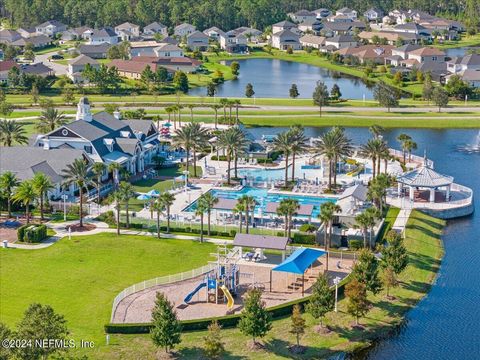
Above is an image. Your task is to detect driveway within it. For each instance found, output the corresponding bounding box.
[35,49,68,76]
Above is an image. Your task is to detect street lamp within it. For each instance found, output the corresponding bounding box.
[61,194,68,221]
[333,276,341,313]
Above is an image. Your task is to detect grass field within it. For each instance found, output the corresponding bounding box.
[94,210,444,359]
[0,234,216,348]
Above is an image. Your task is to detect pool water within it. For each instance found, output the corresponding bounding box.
[236,164,323,182]
[185,186,335,218]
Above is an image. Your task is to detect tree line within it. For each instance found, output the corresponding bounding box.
[1,0,474,31]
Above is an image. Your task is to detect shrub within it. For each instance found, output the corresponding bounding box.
[269,151,282,161]
[257,158,273,164]
[276,231,285,237]
[299,224,317,233]
[211,155,228,161]
[229,229,237,237]
[97,211,116,225]
[349,239,362,250]
[17,224,29,241]
[292,232,316,245]
[18,224,48,243]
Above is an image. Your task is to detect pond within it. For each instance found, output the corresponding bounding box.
[445,46,480,58]
[189,58,375,99]
[247,126,480,359]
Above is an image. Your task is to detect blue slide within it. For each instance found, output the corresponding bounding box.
[184,282,207,304]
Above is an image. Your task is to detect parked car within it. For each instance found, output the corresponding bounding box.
[50,54,64,60]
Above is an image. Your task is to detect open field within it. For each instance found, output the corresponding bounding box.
[94,210,444,359]
[0,234,216,347]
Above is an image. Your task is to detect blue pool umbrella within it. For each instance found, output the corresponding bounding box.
[164,122,172,127]
[147,189,160,197]
[136,194,151,200]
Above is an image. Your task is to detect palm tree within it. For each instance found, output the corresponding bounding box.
[359,138,385,180]
[211,104,222,129]
[404,139,417,162]
[37,106,67,132]
[195,200,208,242]
[330,127,353,187]
[118,181,135,228]
[32,172,53,221]
[108,162,123,188]
[273,131,292,188]
[108,191,123,235]
[12,180,36,224]
[312,131,336,190]
[172,124,194,173]
[231,127,248,179]
[233,201,245,233]
[198,192,218,236]
[276,198,299,239]
[158,192,175,233]
[177,104,184,127]
[368,179,388,211]
[186,104,195,122]
[217,127,246,185]
[239,195,256,234]
[397,134,412,164]
[91,162,106,205]
[62,158,91,227]
[355,212,371,248]
[369,125,385,139]
[364,207,380,248]
[152,198,165,239]
[0,171,19,218]
[190,123,209,178]
[0,120,28,146]
[165,106,174,127]
[219,98,229,123]
[289,126,308,182]
[233,99,241,124]
[319,201,342,274]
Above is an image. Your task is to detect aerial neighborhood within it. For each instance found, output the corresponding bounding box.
[0,1,479,359]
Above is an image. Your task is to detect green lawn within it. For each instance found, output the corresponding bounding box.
[433,33,480,49]
[0,234,216,349]
[96,210,444,359]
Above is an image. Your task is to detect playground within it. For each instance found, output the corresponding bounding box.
[112,235,354,323]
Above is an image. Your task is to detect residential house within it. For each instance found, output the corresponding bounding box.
[272,20,297,34]
[110,56,201,76]
[68,55,99,83]
[0,60,18,83]
[314,8,331,18]
[20,63,54,77]
[220,31,247,53]
[364,8,384,22]
[336,45,394,64]
[271,29,301,50]
[129,41,162,57]
[327,14,353,23]
[321,21,365,37]
[299,34,326,49]
[0,30,21,44]
[336,7,357,20]
[186,31,209,51]
[62,26,93,41]
[325,35,357,50]
[78,43,112,59]
[174,23,196,37]
[447,54,480,74]
[393,23,430,35]
[359,30,422,45]
[452,69,480,87]
[203,26,225,40]
[35,20,67,37]
[298,19,323,34]
[0,146,91,199]
[153,44,184,57]
[391,44,422,59]
[115,22,141,41]
[407,47,445,63]
[89,28,118,45]
[417,61,447,81]
[31,97,162,193]
[143,22,168,37]
[233,27,262,42]
[161,36,179,45]
[289,10,317,23]
[11,35,52,49]
[17,27,37,38]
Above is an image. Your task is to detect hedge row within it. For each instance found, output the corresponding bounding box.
[104,280,348,334]
[17,224,48,243]
[292,232,316,245]
[117,221,237,238]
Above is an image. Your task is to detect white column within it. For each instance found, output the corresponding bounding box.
[446,185,450,201]
[397,182,402,198]
[409,186,414,201]
[429,188,435,203]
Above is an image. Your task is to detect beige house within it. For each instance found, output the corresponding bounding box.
[68,55,99,83]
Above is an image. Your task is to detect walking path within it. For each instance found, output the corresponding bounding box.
[392,208,412,234]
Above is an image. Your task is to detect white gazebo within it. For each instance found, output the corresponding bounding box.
[396,157,454,203]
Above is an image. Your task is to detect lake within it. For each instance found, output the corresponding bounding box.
[445,46,480,58]
[247,126,480,359]
[189,58,375,99]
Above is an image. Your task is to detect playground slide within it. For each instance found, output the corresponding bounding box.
[184,282,207,304]
[220,285,234,310]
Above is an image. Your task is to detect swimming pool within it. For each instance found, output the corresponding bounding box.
[235,163,323,183]
[185,186,335,218]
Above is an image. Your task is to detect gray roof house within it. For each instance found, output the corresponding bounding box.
[272,20,297,34]
[271,29,302,51]
[289,9,317,23]
[11,35,52,49]
[20,63,54,77]
[364,8,384,22]
[220,31,247,53]
[0,30,21,44]
[17,27,37,38]
[174,23,196,37]
[68,55,100,83]
[89,28,118,45]
[325,35,357,50]
[115,22,141,40]
[203,26,225,40]
[0,146,90,199]
[35,20,67,37]
[78,43,113,59]
[186,31,209,51]
[32,97,162,190]
[153,43,184,57]
[143,22,168,37]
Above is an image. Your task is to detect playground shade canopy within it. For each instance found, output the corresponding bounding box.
[233,233,289,251]
[272,247,326,274]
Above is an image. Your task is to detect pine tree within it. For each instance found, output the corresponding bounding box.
[330,84,342,100]
[289,83,300,98]
[290,304,306,347]
[151,292,181,353]
[382,266,398,298]
[373,81,399,112]
[203,320,225,359]
[306,274,334,327]
[352,249,383,295]
[245,83,255,98]
[312,80,329,116]
[238,288,272,344]
[345,279,370,325]
[381,230,408,275]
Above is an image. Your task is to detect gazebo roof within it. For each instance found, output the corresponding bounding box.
[396,165,454,188]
